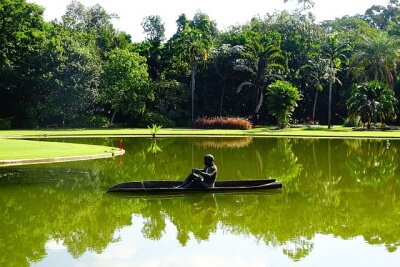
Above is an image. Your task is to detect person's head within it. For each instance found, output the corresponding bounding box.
[203,154,214,165]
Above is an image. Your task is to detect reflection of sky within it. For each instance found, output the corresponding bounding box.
[32,215,400,267]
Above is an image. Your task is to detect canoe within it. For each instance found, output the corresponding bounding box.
[106,178,282,194]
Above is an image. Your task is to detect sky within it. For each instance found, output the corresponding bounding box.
[28,0,390,42]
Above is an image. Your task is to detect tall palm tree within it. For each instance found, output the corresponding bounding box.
[321,33,352,129]
[235,35,286,114]
[350,32,400,88]
[299,58,330,120]
[176,26,212,121]
[212,44,245,116]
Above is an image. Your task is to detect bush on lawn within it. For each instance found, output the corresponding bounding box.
[193,117,252,130]
[0,118,12,129]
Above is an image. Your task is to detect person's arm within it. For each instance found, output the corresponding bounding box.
[193,166,216,179]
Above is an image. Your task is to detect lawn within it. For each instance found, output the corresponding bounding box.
[0,138,118,160]
[1,126,400,138]
[1,126,400,163]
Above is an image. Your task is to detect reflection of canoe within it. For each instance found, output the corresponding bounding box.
[106,179,282,193]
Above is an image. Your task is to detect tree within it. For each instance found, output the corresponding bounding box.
[140,15,166,80]
[40,27,102,126]
[266,80,302,128]
[321,33,352,129]
[349,32,400,88]
[175,14,213,121]
[211,44,245,115]
[0,0,46,127]
[283,0,315,9]
[61,0,125,57]
[347,81,398,128]
[363,0,400,30]
[100,48,153,125]
[299,58,330,120]
[141,15,165,42]
[235,31,286,115]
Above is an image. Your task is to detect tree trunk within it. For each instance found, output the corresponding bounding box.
[219,80,226,116]
[190,63,197,122]
[328,81,332,129]
[110,110,116,126]
[328,61,333,129]
[312,90,318,119]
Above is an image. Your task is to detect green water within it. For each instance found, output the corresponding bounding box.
[0,137,399,267]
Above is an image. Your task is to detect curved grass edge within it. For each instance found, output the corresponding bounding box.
[0,138,124,166]
[0,149,125,167]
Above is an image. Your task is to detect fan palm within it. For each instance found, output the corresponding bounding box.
[350,32,400,88]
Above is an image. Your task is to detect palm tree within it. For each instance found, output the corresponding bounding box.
[299,58,330,121]
[235,35,286,114]
[347,81,398,128]
[350,32,400,88]
[321,33,352,129]
[175,26,212,121]
[211,44,245,116]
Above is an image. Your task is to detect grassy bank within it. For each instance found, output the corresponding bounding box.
[1,126,399,163]
[0,138,118,161]
[1,125,400,138]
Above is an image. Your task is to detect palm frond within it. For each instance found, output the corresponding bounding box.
[233,64,256,75]
[236,82,254,93]
[264,74,284,82]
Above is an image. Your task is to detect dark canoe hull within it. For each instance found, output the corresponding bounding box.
[106,179,282,194]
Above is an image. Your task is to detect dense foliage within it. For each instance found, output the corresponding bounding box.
[1,0,400,128]
[267,80,302,128]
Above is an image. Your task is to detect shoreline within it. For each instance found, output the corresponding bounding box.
[0,149,125,167]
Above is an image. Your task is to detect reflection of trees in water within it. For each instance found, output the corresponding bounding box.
[139,194,219,246]
[141,199,167,240]
[291,138,400,255]
[0,178,145,267]
[2,137,400,265]
[263,138,302,183]
[194,137,253,148]
[343,139,398,185]
[282,237,314,262]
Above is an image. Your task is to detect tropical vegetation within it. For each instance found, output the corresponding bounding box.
[1,0,400,129]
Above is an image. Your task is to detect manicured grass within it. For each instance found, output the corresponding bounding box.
[1,126,399,162]
[1,126,400,138]
[0,138,118,160]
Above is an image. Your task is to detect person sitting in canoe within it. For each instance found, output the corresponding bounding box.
[176,154,217,188]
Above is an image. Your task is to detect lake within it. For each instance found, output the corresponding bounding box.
[0,137,399,267]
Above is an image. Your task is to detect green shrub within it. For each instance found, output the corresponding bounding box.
[140,112,175,128]
[70,115,109,128]
[343,116,361,127]
[0,118,12,130]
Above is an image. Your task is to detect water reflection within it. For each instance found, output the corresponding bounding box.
[0,137,399,266]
